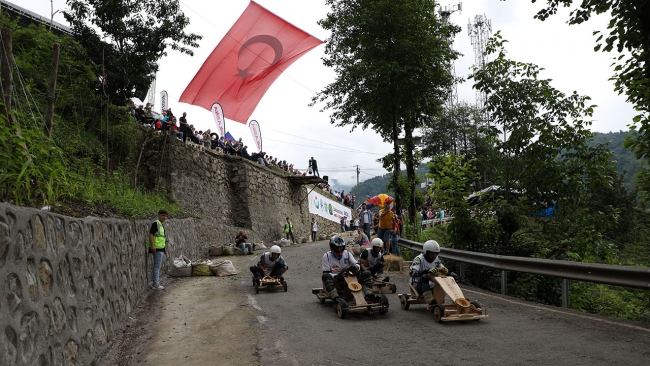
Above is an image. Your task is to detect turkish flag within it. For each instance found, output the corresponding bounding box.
[179,1,323,123]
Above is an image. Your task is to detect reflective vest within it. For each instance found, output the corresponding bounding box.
[284,222,293,233]
[151,220,166,249]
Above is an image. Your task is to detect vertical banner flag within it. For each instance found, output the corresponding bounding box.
[160,90,168,113]
[248,120,262,151]
[211,102,226,138]
[179,1,323,123]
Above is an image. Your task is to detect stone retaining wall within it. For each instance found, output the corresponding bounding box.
[0,138,344,365]
[0,203,207,366]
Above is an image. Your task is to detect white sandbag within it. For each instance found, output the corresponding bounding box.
[254,242,266,250]
[210,260,238,276]
[209,246,224,256]
[279,238,291,247]
[169,255,192,277]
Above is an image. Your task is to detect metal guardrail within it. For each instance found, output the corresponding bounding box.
[421,217,452,228]
[397,238,650,308]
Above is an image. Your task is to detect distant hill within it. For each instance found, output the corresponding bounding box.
[335,131,643,199]
[591,131,643,192]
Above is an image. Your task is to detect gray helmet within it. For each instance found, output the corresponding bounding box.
[423,240,441,253]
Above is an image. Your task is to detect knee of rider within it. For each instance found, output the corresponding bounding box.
[359,270,371,281]
[322,273,333,283]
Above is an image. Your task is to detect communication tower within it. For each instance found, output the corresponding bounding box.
[438,2,462,111]
[468,14,492,110]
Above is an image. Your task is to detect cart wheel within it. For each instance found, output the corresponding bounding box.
[337,302,347,319]
[319,296,326,304]
[400,295,410,310]
[380,294,389,314]
[255,284,259,294]
[391,285,397,294]
[283,281,288,292]
[432,304,444,323]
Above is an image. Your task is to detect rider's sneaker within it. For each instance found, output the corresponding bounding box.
[150,284,164,291]
[382,276,390,283]
[364,293,379,302]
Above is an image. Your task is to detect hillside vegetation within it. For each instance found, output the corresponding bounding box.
[0,19,183,219]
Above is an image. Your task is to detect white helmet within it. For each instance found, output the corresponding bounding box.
[423,240,441,254]
[270,245,281,254]
[371,238,383,248]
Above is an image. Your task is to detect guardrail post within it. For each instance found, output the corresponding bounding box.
[562,279,569,308]
[459,262,465,279]
[501,270,507,295]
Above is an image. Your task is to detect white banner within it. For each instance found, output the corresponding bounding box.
[211,102,226,138]
[248,120,262,151]
[306,188,352,224]
[160,90,168,113]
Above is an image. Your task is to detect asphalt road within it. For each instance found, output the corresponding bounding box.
[246,241,650,366]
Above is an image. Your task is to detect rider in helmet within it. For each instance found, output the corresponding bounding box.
[322,235,377,310]
[250,245,288,285]
[409,240,448,304]
[359,238,389,282]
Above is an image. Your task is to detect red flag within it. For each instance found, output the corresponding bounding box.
[180,1,323,123]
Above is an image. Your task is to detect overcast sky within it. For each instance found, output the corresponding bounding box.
[15,0,636,189]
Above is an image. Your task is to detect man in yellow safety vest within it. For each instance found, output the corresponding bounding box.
[284,217,296,244]
[148,210,168,290]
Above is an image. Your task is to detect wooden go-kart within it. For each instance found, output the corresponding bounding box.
[398,274,488,323]
[254,275,287,294]
[312,269,389,319]
[371,277,397,294]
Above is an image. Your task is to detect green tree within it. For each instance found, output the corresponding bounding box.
[64,0,201,103]
[313,0,460,223]
[468,32,621,260]
[525,1,650,191]
[421,101,499,189]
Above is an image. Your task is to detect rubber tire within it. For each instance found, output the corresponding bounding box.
[391,285,397,294]
[255,284,259,294]
[319,295,326,304]
[380,294,389,314]
[432,304,444,323]
[283,281,288,292]
[400,295,410,310]
[337,302,347,319]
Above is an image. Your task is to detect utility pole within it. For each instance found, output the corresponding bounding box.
[0,28,14,122]
[44,43,60,138]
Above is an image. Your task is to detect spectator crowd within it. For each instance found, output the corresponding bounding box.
[130,103,307,177]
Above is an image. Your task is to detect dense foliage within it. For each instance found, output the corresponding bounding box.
[525,0,650,205]
[0,17,182,219]
[64,0,201,103]
[414,34,650,321]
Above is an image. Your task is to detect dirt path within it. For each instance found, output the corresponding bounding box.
[102,254,262,366]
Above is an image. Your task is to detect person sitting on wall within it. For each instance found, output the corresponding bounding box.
[235,230,253,255]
